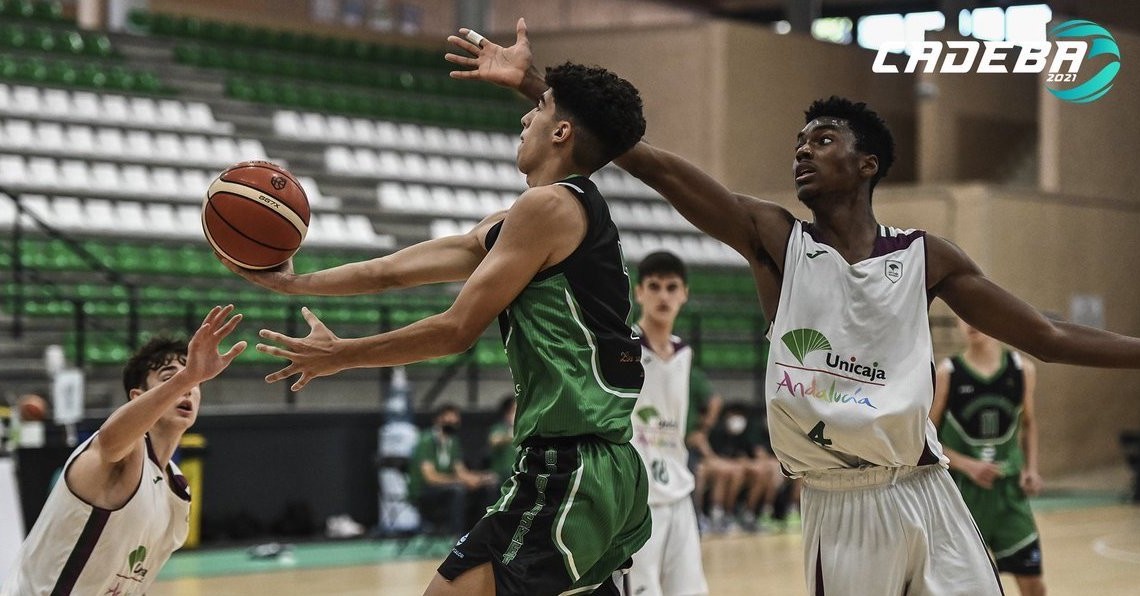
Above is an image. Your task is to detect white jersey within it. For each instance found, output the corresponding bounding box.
[631,336,699,506]
[766,221,947,476]
[2,433,191,596]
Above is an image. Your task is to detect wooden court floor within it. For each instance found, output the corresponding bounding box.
[152,504,1140,595]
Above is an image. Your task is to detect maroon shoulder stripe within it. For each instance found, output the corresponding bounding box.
[50,507,111,596]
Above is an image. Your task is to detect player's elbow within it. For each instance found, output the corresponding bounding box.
[1023,326,1065,363]
[436,314,483,354]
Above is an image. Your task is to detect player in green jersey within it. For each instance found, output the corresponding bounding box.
[221,42,651,595]
[932,319,1046,596]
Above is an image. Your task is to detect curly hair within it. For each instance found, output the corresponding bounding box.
[804,96,895,193]
[122,336,187,395]
[545,62,646,171]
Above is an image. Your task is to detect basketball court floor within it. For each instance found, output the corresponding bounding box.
[151,495,1140,595]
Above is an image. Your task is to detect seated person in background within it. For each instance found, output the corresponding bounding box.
[485,397,516,484]
[706,402,781,533]
[408,405,499,537]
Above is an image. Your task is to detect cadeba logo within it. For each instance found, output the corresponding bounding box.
[871,19,1120,103]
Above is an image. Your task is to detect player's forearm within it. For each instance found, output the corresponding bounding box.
[686,431,715,457]
[615,143,752,252]
[941,447,973,473]
[339,311,482,370]
[1021,418,1040,472]
[291,236,484,296]
[1029,321,1140,367]
[96,371,197,463]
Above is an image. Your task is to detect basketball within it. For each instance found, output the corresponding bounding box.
[17,394,47,422]
[202,160,310,270]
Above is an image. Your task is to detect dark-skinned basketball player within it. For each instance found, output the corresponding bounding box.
[220,55,651,595]
[448,19,1140,595]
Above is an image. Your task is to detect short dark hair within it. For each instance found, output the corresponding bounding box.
[122,336,187,395]
[804,96,895,193]
[637,251,687,284]
[434,404,461,420]
[545,62,646,172]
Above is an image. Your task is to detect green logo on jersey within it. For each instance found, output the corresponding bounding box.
[635,405,660,424]
[806,249,828,259]
[781,328,832,365]
[128,545,147,570]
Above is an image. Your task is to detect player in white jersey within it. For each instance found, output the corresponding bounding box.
[445,23,1140,594]
[629,251,714,596]
[1,306,244,596]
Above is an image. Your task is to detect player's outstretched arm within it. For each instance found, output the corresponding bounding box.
[92,305,245,464]
[929,235,1140,367]
[446,19,794,263]
[616,144,795,261]
[256,188,580,391]
[219,212,504,296]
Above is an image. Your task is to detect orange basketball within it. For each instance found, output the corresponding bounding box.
[17,394,47,422]
[202,161,310,270]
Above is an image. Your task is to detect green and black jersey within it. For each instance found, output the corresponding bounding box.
[938,350,1027,476]
[484,175,643,446]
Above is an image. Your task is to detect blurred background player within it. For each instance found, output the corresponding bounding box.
[932,320,1046,596]
[1,306,244,596]
[408,404,498,537]
[484,396,516,484]
[225,48,651,595]
[628,250,710,596]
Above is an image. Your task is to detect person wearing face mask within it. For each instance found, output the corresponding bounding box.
[706,403,782,534]
[408,405,498,538]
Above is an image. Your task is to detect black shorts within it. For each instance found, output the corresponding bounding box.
[437,436,650,595]
[995,537,1043,576]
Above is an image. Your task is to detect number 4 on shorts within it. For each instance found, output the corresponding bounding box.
[808,421,832,448]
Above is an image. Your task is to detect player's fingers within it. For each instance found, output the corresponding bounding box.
[256,342,299,361]
[449,35,482,56]
[215,313,243,338]
[258,328,301,349]
[290,374,311,392]
[444,52,478,67]
[222,341,247,362]
[516,17,528,43]
[300,306,325,329]
[264,363,299,384]
[449,70,484,80]
[200,305,223,328]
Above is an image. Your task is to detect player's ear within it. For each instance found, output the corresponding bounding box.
[552,120,572,145]
[127,388,143,401]
[860,153,879,180]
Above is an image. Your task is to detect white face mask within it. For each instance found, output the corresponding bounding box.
[726,415,747,435]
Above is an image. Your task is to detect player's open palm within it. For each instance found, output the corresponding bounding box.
[258,307,345,391]
[446,17,532,88]
[184,304,247,383]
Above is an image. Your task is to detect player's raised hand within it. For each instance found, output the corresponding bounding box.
[216,253,297,294]
[257,307,345,391]
[446,17,532,89]
[184,305,247,382]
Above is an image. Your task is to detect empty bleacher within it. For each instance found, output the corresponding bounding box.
[0,3,767,398]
